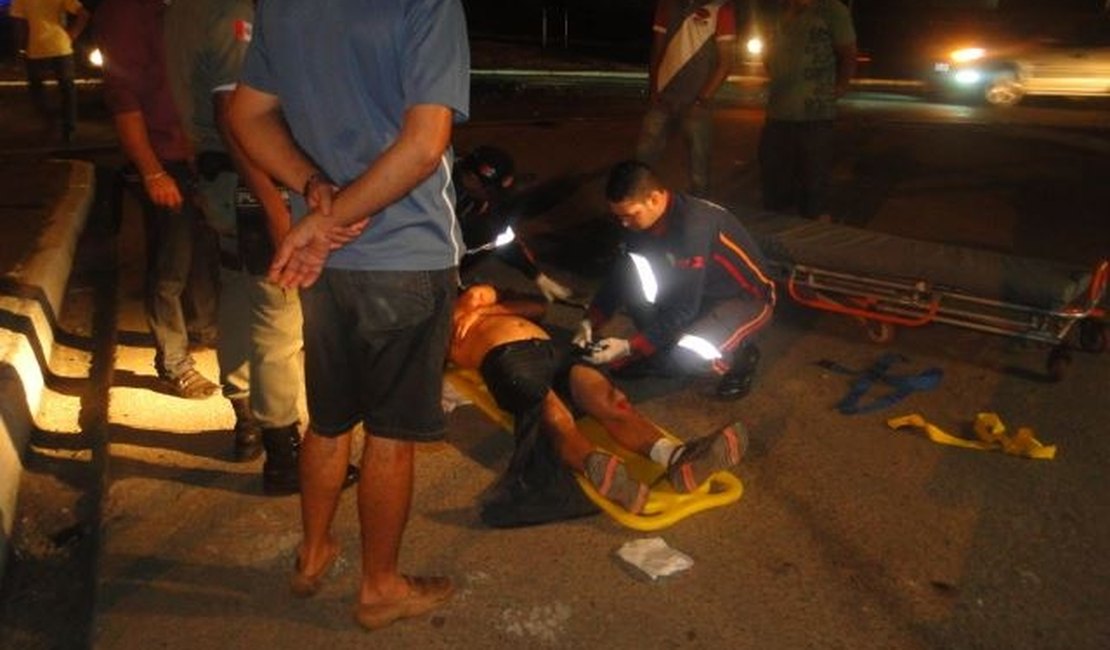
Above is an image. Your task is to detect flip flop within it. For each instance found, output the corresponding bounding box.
[353,575,455,631]
[290,543,339,598]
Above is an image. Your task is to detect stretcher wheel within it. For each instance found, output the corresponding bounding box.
[864,320,895,344]
[1046,346,1071,382]
[1077,320,1107,353]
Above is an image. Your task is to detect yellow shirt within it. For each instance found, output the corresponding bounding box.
[10,0,86,59]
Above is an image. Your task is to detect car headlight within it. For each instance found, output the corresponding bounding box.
[953,69,982,85]
[950,47,985,63]
[745,36,764,57]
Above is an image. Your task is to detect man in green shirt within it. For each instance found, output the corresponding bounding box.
[759,0,856,221]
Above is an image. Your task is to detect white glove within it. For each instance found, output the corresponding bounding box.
[588,337,631,365]
[535,272,573,302]
[571,319,593,348]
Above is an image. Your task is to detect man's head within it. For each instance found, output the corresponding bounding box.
[456,284,498,315]
[605,160,669,232]
[458,146,515,202]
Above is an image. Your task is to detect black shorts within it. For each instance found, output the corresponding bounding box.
[479,339,556,415]
[478,338,602,419]
[300,267,457,441]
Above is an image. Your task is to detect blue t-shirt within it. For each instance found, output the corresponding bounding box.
[241,0,470,271]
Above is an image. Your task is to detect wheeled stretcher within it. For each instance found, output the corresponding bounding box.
[742,213,1108,380]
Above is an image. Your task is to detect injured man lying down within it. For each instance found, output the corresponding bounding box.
[449,284,749,526]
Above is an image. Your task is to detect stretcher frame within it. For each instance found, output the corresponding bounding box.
[772,258,1108,379]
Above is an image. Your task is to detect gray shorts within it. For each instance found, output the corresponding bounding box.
[300,267,457,441]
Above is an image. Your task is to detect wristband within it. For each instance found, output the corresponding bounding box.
[143,171,168,183]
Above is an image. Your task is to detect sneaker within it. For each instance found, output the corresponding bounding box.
[583,451,649,514]
[667,421,749,493]
[165,368,219,400]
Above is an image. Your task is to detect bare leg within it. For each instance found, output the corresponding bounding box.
[297,426,350,578]
[540,389,648,514]
[539,391,594,471]
[568,365,662,456]
[357,433,415,604]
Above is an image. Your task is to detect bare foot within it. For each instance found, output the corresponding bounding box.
[290,539,340,598]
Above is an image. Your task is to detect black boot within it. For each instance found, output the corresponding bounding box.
[230,398,263,462]
[716,344,761,400]
[262,425,301,495]
[261,426,360,496]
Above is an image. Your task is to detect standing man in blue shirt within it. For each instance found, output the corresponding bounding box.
[229,0,469,632]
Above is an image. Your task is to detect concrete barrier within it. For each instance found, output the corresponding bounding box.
[0,160,95,580]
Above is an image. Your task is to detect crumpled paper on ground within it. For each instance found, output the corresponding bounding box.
[616,537,694,580]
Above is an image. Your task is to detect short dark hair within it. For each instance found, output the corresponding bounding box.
[605,160,664,203]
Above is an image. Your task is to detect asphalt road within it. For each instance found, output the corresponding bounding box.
[1,77,1108,649]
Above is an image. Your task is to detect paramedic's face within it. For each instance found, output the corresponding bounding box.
[609,190,667,231]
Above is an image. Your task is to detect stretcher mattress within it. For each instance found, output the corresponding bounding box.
[741,213,1093,311]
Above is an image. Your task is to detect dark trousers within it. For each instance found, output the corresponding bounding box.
[25,55,77,136]
[132,161,219,378]
[758,119,836,219]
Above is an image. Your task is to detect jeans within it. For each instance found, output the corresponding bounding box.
[635,100,713,195]
[25,55,76,136]
[136,162,215,378]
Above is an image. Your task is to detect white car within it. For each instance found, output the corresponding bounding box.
[931,21,1110,106]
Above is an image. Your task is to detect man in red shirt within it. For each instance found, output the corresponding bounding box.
[94,0,220,399]
[636,0,737,197]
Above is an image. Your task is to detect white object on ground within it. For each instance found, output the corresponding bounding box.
[616,537,694,580]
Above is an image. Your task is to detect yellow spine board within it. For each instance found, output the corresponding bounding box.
[446,369,743,531]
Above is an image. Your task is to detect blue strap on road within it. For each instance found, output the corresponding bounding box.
[818,353,943,415]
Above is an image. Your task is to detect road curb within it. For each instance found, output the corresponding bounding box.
[0,159,95,581]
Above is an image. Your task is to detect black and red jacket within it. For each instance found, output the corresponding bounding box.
[588,192,776,358]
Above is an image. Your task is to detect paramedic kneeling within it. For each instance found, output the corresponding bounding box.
[577,160,777,400]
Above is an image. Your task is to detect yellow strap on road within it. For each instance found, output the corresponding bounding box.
[887,413,1057,460]
[446,368,743,531]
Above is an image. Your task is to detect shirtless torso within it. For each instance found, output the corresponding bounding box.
[449,285,550,370]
